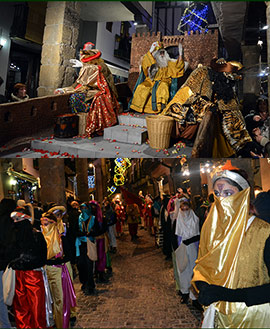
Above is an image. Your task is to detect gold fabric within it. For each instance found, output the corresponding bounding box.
[62,55,117,100]
[130,51,185,114]
[192,189,270,328]
[162,65,252,152]
[46,265,64,329]
[42,219,65,260]
[212,114,235,158]
[46,262,75,329]
[215,217,270,328]
[192,189,251,291]
[126,204,140,224]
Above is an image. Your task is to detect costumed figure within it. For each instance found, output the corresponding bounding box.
[104,200,117,254]
[129,41,185,113]
[10,205,47,329]
[144,194,153,233]
[75,203,97,296]
[41,206,76,329]
[126,203,140,241]
[55,42,119,136]
[192,160,270,328]
[174,200,201,309]
[89,201,109,284]
[114,200,123,237]
[162,58,259,158]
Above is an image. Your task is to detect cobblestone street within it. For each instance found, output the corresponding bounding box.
[74,227,202,328]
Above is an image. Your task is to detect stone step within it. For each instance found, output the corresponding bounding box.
[29,136,191,158]
[103,125,148,145]
[117,113,156,128]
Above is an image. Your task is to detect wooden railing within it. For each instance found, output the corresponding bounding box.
[0,93,71,146]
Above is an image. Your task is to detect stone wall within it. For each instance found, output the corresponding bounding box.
[129,29,218,91]
[38,2,80,96]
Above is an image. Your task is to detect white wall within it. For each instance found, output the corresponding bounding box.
[95,21,130,70]
[139,1,153,16]
[0,2,15,95]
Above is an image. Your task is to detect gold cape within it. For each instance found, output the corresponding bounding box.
[41,218,65,260]
[192,188,270,328]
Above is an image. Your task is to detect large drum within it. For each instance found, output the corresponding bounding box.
[54,114,79,138]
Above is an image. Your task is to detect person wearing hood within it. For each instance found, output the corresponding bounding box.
[0,198,16,329]
[75,202,97,296]
[10,205,47,328]
[174,200,201,309]
[41,206,76,329]
[89,200,110,284]
[192,161,270,328]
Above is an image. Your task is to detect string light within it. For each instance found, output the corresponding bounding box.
[113,158,131,186]
[178,2,209,34]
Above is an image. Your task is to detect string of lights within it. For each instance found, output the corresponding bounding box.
[178,2,209,34]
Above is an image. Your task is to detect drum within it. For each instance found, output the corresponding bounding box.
[54,114,79,138]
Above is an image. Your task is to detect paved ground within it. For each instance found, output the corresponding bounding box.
[73,226,202,328]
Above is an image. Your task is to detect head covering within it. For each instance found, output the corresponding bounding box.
[89,200,102,223]
[253,191,270,223]
[212,160,249,191]
[46,205,66,216]
[175,207,199,240]
[210,58,243,74]
[80,42,101,63]
[83,42,95,51]
[17,199,26,208]
[79,203,91,221]
[10,209,32,223]
[71,201,79,209]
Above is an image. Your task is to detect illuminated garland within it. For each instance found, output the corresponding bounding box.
[178,2,209,34]
[113,158,131,186]
[107,158,131,196]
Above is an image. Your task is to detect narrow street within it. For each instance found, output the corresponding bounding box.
[74,227,202,328]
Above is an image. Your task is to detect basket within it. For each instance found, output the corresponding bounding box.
[77,113,88,136]
[146,115,174,149]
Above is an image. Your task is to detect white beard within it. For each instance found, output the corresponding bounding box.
[154,50,171,68]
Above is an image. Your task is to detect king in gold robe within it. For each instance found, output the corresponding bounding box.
[129,41,185,114]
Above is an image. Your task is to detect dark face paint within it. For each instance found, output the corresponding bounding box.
[214,178,240,198]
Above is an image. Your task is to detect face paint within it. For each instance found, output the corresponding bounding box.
[214,178,239,198]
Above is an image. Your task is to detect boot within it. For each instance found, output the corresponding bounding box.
[96,271,110,284]
[192,299,203,311]
[84,288,98,296]
[180,293,189,304]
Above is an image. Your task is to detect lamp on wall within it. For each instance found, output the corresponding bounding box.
[0,28,7,50]
[0,37,7,50]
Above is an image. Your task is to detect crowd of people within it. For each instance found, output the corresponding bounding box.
[1,163,270,329]
[0,196,127,329]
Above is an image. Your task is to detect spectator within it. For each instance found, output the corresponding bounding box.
[10,83,29,102]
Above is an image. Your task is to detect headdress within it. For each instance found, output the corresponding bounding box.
[211,160,249,191]
[210,58,243,74]
[80,42,101,63]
